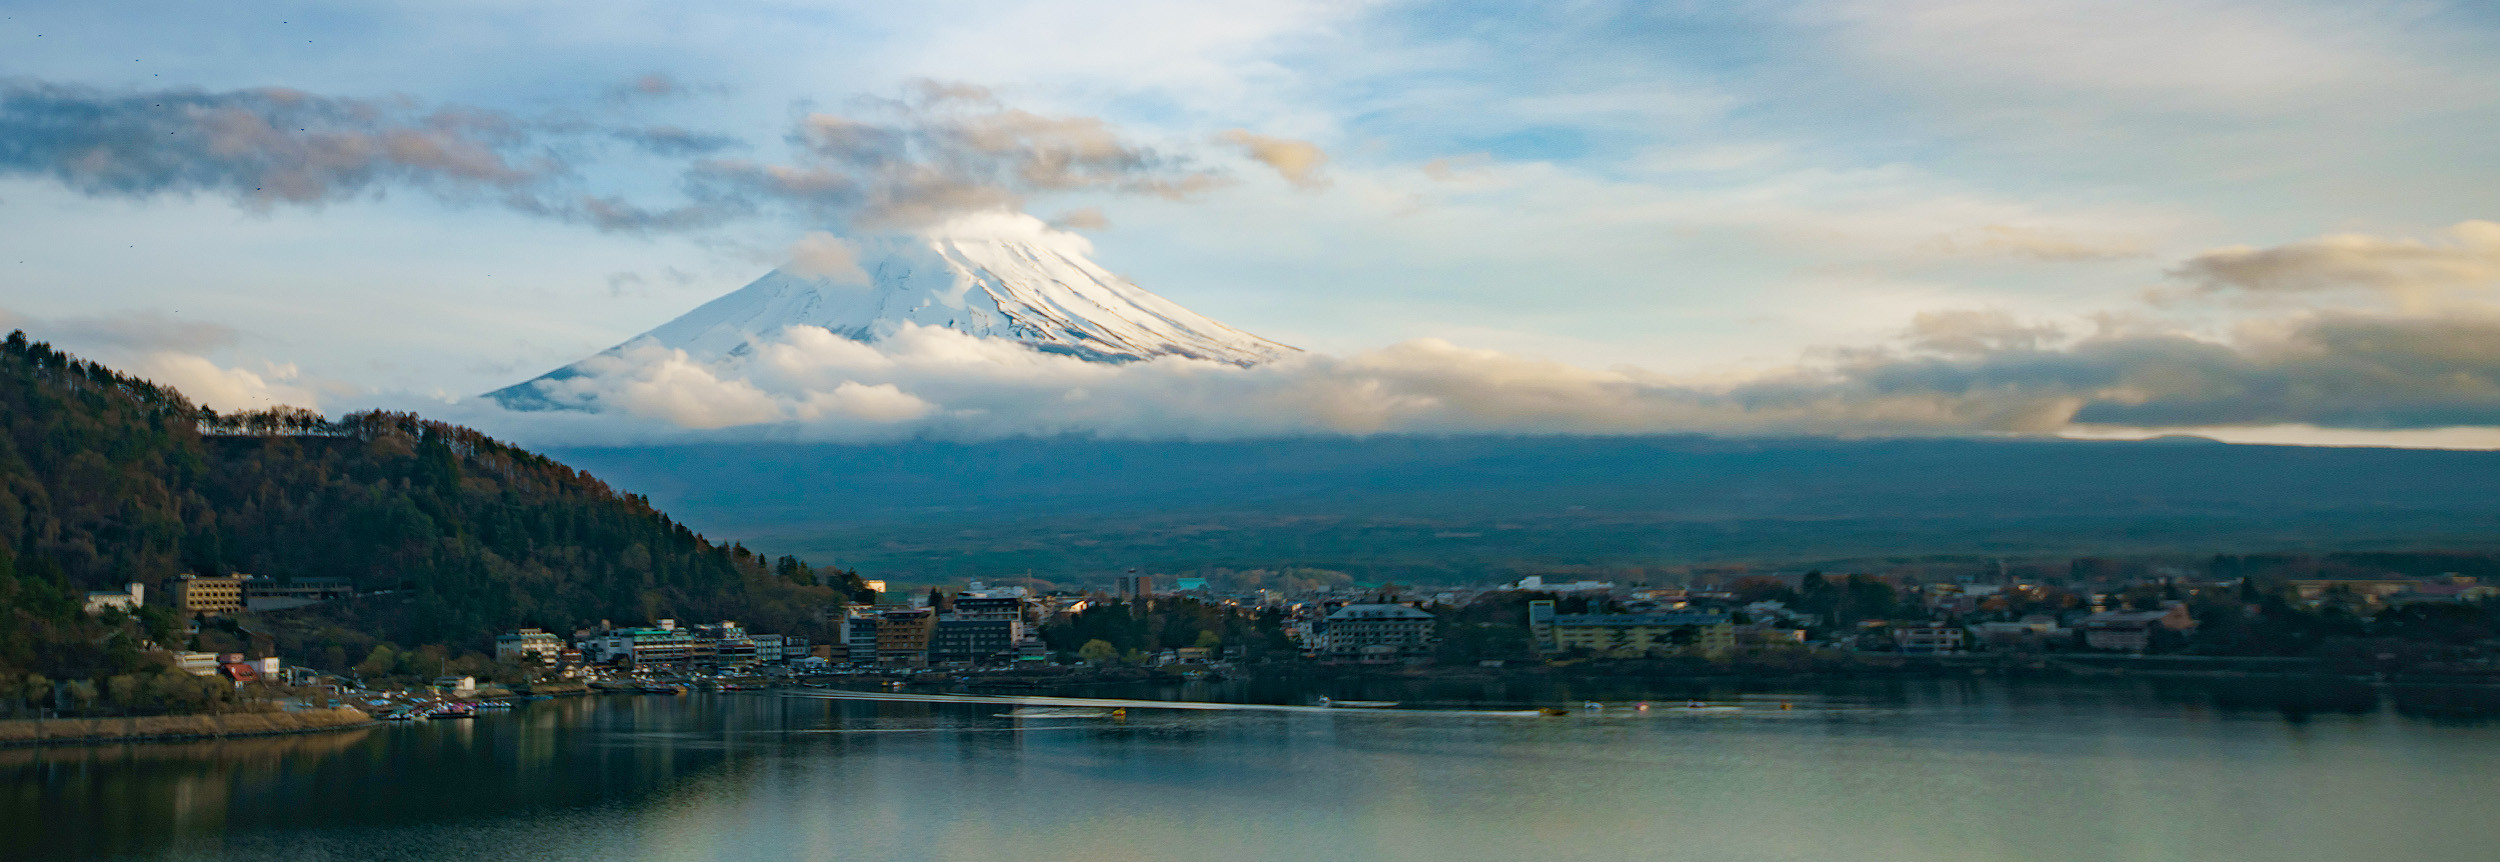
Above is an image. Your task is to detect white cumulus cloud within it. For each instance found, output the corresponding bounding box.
[137,353,328,413]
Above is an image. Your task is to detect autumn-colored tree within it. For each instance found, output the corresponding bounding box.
[1077,639,1117,664]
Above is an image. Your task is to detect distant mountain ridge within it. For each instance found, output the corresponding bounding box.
[543,435,2500,581]
[492,213,1295,409]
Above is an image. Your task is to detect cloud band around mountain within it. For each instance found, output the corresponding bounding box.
[463,220,2500,444]
[476,310,2500,443]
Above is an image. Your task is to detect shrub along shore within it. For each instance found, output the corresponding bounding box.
[0,706,372,748]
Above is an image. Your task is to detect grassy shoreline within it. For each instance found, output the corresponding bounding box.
[0,707,373,748]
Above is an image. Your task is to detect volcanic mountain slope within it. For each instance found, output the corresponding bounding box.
[492,213,1295,409]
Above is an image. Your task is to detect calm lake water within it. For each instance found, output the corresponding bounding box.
[10,678,2500,862]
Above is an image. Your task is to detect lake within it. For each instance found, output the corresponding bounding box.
[10,678,2500,861]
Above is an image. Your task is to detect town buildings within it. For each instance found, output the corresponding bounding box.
[2388,577,2500,605]
[495,628,564,665]
[931,619,1017,664]
[1507,575,1615,594]
[82,582,143,616]
[935,592,1041,664]
[1316,603,1437,663]
[527,618,820,672]
[691,622,757,665]
[875,609,937,667]
[752,633,791,663]
[1967,616,2066,650]
[218,654,276,683]
[811,588,1049,667]
[2286,579,2417,605]
[951,595,1028,622]
[158,573,363,618]
[175,651,221,676]
[1890,624,1966,654]
[171,574,247,617]
[840,612,880,663]
[2079,602,2198,652]
[243,577,355,611]
[167,651,283,683]
[1732,624,1810,649]
[1527,600,1733,658]
[582,621,697,667]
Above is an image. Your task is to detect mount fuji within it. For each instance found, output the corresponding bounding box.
[489,213,1297,410]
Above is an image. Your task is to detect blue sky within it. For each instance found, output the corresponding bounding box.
[8,1,2500,446]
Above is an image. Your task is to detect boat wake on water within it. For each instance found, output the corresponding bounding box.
[999,707,1119,719]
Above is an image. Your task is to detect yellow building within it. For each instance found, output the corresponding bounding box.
[172,574,248,617]
[1529,600,1733,659]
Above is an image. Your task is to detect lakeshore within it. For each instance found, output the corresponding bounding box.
[702,650,2500,696]
[26,650,2498,755]
[0,707,373,749]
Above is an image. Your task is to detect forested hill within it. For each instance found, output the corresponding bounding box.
[0,330,869,682]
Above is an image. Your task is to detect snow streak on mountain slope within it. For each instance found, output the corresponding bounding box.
[491,213,1296,409]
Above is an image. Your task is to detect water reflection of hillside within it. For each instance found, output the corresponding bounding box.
[0,696,778,860]
[0,723,378,770]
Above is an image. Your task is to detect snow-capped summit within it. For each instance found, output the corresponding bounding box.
[490,212,1297,409]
